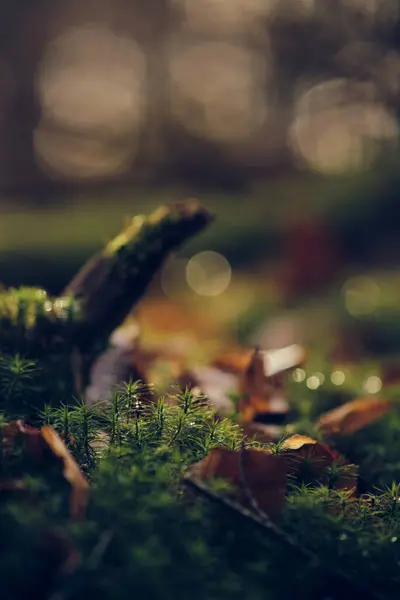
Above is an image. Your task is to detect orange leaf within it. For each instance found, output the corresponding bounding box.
[41,426,90,519]
[213,345,306,378]
[238,349,290,423]
[212,349,254,374]
[281,434,319,451]
[213,345,305,423]
[191,446,287,520]
[316,397,394,435]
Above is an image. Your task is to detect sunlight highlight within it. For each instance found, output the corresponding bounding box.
[186,251,232,296]
[363,375,382,394]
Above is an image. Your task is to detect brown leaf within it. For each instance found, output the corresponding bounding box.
[241,422,282,444]
[212,344,305,422]
[1,420,43,459]
[213,344,306,378]
[280,434,357,492]
[190,446,287,520]
[238,349,268,422]
[316,397,394,435]
[212,349,254,374]
[238,349,291,423]
[281,434,336,477]
[41,426,90,519]
[281,434,320,451]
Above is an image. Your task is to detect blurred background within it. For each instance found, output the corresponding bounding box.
[0,0,399,356]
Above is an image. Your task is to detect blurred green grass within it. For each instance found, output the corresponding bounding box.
[0,166,392,291]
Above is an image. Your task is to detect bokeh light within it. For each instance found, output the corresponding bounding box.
[173,0,278,34]
[331,370,346,385]
[292,368,306,383]
[288,78,398,174]
[168,41,268,143]
[186,251,232,296]
[36,25,146,134]
[342,276,381,317]
[306,375,321,390]
[363,375,383,394]
[34,24,146,180]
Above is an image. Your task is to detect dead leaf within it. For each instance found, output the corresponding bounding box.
[238,349,290,423]
[264,345,307,377]
[280,434,357,492]
[211,344,306,423]
[213,345,306,378]
[1,420,43,459]
[241,422,282,444]
[41,425,90,519]
[190,446,287,520]
[316,397,394,436]
[212,348,254,374]
[281,434,336,477]
[238,349,268,422]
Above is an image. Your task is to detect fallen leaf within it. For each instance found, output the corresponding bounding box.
[264,345,307,377]
[41,425,90,519]
[281,434,319,451]
[280,434,357,492]
[1,420,43,459]
[211,344,306,422]
[213,344,306,378]
[241,422,282,444]
[316,397,394,436]
[212,348,254,374]
[238,349,290,423]
[190,446,287,520]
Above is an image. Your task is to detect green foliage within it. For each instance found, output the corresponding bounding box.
[1,377,400,599]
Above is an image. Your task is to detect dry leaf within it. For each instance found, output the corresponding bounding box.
[41,425,90,519]
[241,422,282,444]
[1,420,43,459]
[213,345,306,378]
[238,349,290,423]
[211,344,306,423]
[280,434,357,492]
[316,397,394,436]
[212,349,254,374]
[190,446,287,520]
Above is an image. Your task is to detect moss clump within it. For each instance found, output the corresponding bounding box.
[1,375,400,600]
